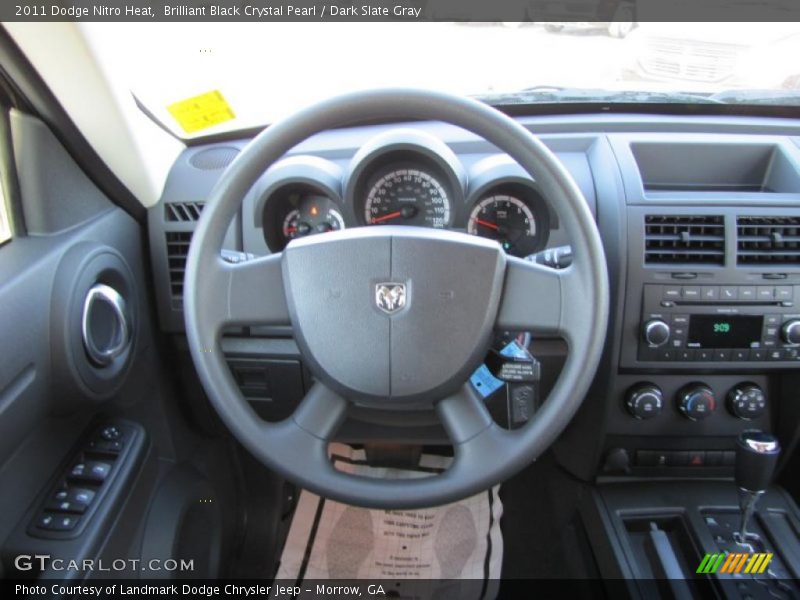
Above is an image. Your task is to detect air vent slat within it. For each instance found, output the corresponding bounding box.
[644,215,725,265]
[165,202,205,222]
[165,232,193,308]
[737,216,800,266]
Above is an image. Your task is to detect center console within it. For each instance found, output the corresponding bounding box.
[582,134,800,598]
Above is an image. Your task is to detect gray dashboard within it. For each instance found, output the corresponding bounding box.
[148,110,800,478]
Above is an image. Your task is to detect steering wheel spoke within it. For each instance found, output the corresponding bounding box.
[292,382,349,439]
[436,383,494,444]
[197,253,291,335]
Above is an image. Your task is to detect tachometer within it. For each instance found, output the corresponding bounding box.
[364,167,451,228]
[467,194,539,257]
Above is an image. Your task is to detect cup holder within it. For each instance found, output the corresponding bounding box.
[82,283,131,368]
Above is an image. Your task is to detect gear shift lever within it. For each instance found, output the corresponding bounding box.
[735,431,780,545]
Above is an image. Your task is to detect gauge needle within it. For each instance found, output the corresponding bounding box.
[474,218,500,231]
[371,211,402,224]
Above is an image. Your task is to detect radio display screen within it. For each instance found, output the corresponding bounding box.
[688,315,764,349]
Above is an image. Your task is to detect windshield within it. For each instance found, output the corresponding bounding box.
[81,22,800,139]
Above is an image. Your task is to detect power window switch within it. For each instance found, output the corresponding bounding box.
[36,513,79,531]
[45,487,95,514]
[85,461,112,482]
[70,461,111,483]
[70,462,87,478]
[69,488,96,507]
[45,499,83,514]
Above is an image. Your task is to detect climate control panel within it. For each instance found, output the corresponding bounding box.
[624,381,767,422]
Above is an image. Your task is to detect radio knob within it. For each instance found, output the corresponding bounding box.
[677,384,717,421]
[643,319,671,347]
[727,383,767,420]
[781,320,800,345]
[626,384,664,420]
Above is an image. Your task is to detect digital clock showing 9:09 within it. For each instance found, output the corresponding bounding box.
[688,315,763,349]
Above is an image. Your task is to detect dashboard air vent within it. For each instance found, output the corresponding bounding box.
[737,216,800,265]
[165,201,204,222]
[165,232,192,307]
[644,215,725,265]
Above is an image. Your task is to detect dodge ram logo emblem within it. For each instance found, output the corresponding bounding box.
[375,283,407,314]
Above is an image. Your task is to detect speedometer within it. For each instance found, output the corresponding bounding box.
[467,194,539,257]
[364,167,451,228]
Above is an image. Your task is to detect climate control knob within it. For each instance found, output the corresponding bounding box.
[781,320,800,345]
[727,383,767,420]
[677,384,717,421]
[626,383,664,420]
[643,319,671,347]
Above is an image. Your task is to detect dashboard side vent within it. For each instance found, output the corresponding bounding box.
[165,232,192,308]
[644,215,725,265]
[737,216,800,265]
[165,201,204,222]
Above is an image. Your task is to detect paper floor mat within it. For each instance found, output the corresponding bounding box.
[277,444,503,598]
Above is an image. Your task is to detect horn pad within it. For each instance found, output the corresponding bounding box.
[282,226,506,405]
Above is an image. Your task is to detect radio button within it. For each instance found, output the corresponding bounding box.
[782,347,800,360]
[765,315,781,326]
[677,349,695,361]
[713,349,731,361]
[767,349,783,361]
[757,286,775,300]
[749,348,766,361]
[697,349,713,361]
[720,286,738,301]
[739,286,757,301]
[682,286,701,300]
[701,286,718,301]
[663,286,681,300]
[672,314,690,326]
[776,286,793,301]
[731,349,749,361]
[658,348,675,361]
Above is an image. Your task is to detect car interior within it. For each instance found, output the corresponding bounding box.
[0,19,799,600]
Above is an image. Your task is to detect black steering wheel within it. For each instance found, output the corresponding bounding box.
[184,89,609,509]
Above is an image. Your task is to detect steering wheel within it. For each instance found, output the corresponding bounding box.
[184,89,609,509]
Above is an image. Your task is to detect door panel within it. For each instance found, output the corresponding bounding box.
[0,107,232,578]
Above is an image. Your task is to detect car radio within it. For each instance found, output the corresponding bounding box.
[638,283,800,363]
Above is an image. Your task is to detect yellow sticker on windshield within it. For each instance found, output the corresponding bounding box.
[167,90,235,134]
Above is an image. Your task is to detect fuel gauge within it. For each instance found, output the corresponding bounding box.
[263,188,345,251]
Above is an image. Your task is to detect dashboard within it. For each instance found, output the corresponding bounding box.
[248,129,552,258]
[149,111,800,482]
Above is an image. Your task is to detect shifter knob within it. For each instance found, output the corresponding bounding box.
[735,431,781,492]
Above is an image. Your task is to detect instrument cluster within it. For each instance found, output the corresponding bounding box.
[256,130,552,258]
